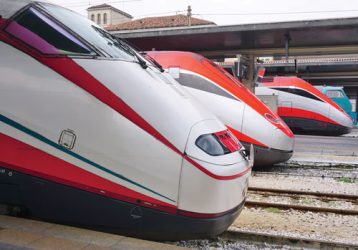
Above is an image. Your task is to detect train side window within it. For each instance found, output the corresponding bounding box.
[293,88,323,102]
[271,87,324,102]
[178,73,237,101]
[5,7,93,56]
[326,90,344,98]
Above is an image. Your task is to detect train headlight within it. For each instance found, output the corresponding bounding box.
[264,112,294,137]
[264,113,281,124]
[195,130,242,156]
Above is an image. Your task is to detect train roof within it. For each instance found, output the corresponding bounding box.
[0,0,50,18]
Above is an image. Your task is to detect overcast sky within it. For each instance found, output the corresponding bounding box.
[49,0,358,25]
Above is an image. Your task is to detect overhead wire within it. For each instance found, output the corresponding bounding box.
[60,0,142,8]
[192,9,358,16]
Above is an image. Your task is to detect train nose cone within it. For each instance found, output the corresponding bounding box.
[177,119,251,226]
[328,108,354,135]
[185,119,248,166]
[251,128,294,167]
[272,128,295,151]
[344,116,354,131]
[269,128,294,163]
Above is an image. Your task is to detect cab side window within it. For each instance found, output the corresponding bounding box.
[272,87,323,102]
[6,7,93,56]
[326,90,344,98]
[293,88,323,102]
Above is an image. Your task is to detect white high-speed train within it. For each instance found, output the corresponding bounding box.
[255,70,353,135]
[147,51,295,166]
[0,0,252,240]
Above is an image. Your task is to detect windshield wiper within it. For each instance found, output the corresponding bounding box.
[115,38,148,70]
[92,26,148,69]
[136,55,148,69]
[140,52,164,73]
[113,39,148,69]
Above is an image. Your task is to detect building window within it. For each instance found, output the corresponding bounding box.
[103,13,107,25]
[97,13,101,25]
[91,14,95,22]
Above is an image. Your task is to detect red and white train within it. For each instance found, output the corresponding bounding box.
[0,0,252,240]
[147,51,295,166]
[255,70,353,135]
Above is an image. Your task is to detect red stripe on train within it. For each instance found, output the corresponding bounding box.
[185,156,252,180]
[278,107,340,126]
[0,32,180,155]
[0,33,247,181]
[228,126,268,148]
[0,132,176,213]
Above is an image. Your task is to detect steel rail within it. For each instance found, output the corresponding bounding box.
[248,186,358,200]
[246,187,358,215]
[245,200,358,215]
[252,169,358,179]
[221,229,358,249]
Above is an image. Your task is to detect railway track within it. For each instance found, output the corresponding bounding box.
[246,187,358,215]
[177,224,358,249]
[253,164,358,179]
[220,229,358,249]
[176,231,358,249]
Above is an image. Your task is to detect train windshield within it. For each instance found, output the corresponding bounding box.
[10,2,138,61]
[6,7,94,56]
[41,3,137,61]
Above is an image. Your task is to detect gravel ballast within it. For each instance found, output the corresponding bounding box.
[232,207,358,245]
[249,174,358,195]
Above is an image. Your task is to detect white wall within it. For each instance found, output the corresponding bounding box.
[88,8,131,27]
[110,10,131,25]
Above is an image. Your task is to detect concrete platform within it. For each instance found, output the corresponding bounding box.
[342,128,358,138]
[0,215,185,250]
[287,131,358,166]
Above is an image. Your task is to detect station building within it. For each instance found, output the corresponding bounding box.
[104,7,216,31]
[87,4,133,28]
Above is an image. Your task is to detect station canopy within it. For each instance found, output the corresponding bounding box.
[110,17,358,58]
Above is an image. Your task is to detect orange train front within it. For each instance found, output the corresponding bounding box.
[148,51,294,166]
